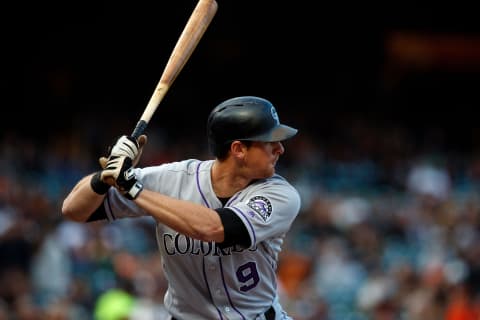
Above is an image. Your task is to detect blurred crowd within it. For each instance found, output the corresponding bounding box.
[1,114,480,320]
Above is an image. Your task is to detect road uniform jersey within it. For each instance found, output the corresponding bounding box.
[101,159,301,320]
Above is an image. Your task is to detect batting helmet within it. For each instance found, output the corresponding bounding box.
[207,96,298,157]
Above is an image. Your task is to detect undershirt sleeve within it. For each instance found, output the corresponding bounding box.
[86,205,107,222]
[216,208,251,248]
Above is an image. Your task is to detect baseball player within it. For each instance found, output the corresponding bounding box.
[62,96,301,320]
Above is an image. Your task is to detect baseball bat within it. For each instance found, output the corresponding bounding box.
[131,0,218,139]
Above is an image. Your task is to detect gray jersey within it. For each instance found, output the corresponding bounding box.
[102,159,301,320]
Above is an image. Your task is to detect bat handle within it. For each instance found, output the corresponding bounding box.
[131,120,148,139]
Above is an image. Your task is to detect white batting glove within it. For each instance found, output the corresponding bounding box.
[99,134,148,169]
[110,135,147,165]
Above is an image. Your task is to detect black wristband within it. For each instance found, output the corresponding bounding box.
[90,172,110,195]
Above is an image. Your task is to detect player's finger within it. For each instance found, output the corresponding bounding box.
[99,156,108,169]
[138,134,148,148]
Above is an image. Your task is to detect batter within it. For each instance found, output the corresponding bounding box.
[62,96,301,320]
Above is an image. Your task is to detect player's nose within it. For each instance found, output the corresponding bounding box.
[273,141,284,155]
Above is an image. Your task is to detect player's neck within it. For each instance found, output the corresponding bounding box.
[211,159,251,198]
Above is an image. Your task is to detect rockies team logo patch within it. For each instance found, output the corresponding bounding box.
[247,196,273,221]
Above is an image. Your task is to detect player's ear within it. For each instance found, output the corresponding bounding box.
[230,140,247,159]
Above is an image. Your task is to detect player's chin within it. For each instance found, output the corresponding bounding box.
[254,168,275,180]
[264,166,276,178]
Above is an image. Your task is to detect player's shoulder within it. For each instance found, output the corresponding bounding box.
[269,173,296,188]
[252,174,299,195]
[245,174,301,211]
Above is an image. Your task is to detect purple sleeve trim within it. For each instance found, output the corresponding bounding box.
[196,161,211,208]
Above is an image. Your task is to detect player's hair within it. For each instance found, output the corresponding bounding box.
[216,140,253,161]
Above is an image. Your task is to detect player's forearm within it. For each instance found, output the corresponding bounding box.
[62,174,107,222]
[134,189,225,243]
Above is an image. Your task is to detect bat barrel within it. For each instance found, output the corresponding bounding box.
[130,0,217,140]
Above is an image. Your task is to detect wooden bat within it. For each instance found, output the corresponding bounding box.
[131,0,218,139]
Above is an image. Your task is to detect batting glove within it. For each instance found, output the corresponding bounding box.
[101,155,143,200]
[99,134,148,169]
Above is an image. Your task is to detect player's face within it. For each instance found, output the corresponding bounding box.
[244,141,285,178]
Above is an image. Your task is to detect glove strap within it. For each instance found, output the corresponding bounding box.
[90,172,110,195]
[125,181,144,200]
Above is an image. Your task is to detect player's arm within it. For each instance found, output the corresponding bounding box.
[98,148,249,245]
[62,172,109,222]
[132,191,249,246]
[134,189,225,242]
[62,134,147,223]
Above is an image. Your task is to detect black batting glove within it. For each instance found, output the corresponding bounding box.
[101,156,143,200]
[118,166,144,200]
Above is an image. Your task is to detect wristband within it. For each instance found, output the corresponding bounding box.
[90,172,110,195]
[125,181,144,200]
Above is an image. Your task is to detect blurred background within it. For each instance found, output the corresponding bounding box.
[2,1,480,319]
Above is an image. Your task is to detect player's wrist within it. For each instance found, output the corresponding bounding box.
[90,171,110,195]
[117,167,143,200]
[124,180,144,200]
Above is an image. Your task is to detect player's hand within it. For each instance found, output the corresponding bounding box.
[100,155,143,199]
[100,155,131,186]
[99,134,148,169]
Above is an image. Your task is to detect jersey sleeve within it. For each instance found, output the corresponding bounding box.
[101,179,149,221]
[226,177,301,248]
